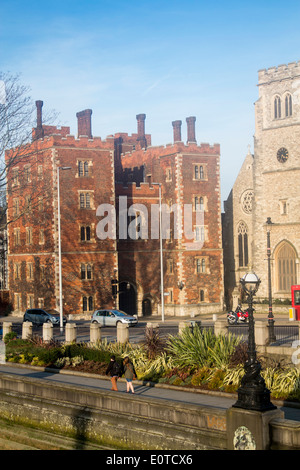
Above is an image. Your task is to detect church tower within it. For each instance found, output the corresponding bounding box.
[252,62,300,299]
[223,61,300,307]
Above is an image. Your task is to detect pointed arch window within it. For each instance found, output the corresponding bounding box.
[274,95,281,119]
[285,93,292,117]
[237,222,248,267]
[275,242,297,292]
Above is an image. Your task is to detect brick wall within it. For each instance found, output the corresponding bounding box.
[117,132,223,316]
[6,107,223,318]
[6,126,117,317]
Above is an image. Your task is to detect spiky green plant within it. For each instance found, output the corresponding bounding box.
[166,325,241,369]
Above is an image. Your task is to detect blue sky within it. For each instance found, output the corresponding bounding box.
[1,0,300,203]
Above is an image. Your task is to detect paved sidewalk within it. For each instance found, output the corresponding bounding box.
[0,363,300,422]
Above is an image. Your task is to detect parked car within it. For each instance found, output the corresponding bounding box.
[23,309,66,327]
[91,309,138,327]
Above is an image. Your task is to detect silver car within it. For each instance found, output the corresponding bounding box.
[91,309,138,327]
[23,309,67,326]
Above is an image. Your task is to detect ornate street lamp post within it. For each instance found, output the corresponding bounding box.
[266,217,276,344]
[233,272,276,411]
[57,166,71,332]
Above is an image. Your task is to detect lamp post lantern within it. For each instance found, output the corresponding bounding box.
[266,217,276,344]
[233,272,276,411]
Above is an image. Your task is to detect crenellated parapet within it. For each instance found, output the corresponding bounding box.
[31,128,114,150]
[120,140,220,160]
[258,60,300,84]
[115,181,159,197]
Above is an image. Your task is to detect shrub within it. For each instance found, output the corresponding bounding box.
[167,325,241,369]
[223,365,244,389]
[208,369,226,390]
[143,326,166,359]
[229,342,248,367]
[32,346,62,366]
[172,377,184,386]
[31,356,46,367]
[3,331,17,344]
[55,357,70,368]
[62,343,113,363]
[190,367,212,386]
[127,348,174,381]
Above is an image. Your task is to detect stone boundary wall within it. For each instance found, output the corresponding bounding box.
[0,372,227,450]
[0,370,300,449]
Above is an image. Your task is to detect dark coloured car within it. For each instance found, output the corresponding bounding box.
[23,309,66,326]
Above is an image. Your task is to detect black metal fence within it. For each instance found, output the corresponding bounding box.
[227,323,299,346]
[228,324,249,341]
[271,325,298,346]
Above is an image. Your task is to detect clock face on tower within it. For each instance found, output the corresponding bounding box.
[277,147,289,163]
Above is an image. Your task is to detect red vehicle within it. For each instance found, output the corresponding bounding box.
[291,285,300,320]
[227,305,249,324]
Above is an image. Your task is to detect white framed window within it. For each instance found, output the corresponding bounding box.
[80,225,91,242]
[14,293,22,311]
[195,226,205,242]
[14,228,21,246]
[14,262,21,280]
[79,191,93,209]
[166,167,172,182]
[39,229,45,245]
[12,168,19,186]
[26,227,33,245]
[193,164,207,181]
[78,160,91,177]
[13,198,20,217]
[27,262,34,280]
[24,165,31,183]
[81,263,93,280]
[27,294,34,308]
[83,295,94,312]
[196,258,207,274]
[38,165,43,180]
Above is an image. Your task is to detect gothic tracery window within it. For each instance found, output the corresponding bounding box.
[241,190,253,214]
[274,95,281,119]
[285,93,292,117]
[237,222,248,267]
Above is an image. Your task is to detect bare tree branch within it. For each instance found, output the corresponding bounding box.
[0,71,58,231]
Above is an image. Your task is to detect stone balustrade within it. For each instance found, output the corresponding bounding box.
[22,321,32,340]
[43,323,53,343]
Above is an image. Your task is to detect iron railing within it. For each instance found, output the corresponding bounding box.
[228,323,299,346]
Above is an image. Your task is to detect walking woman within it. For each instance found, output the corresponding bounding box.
[106,355,122,391]
[123,356,135,393]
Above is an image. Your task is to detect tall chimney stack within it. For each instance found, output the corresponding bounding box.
[186,116,196,144]
[136,113,147,148]
[76,109,92,138]
[172,120,182,143]
[35,100,44,139]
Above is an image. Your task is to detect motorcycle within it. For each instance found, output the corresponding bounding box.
[227,305,249,324]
